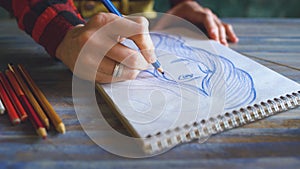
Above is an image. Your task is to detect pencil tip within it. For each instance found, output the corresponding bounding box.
[57,123,66,134]
[157,67,164,74]
[37,128,47,139]
[13,118,21,125]
[7,64,14,72]
[21,115,28,122]
[45,119,50,130]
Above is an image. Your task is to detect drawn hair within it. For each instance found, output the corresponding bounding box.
[136,33,256,110]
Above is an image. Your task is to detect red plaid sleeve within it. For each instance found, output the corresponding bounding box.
[0,0,85,57]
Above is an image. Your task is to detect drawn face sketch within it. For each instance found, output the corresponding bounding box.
[134,33,256,110]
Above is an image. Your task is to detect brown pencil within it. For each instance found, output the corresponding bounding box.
[18,64,65,134]
[8,64,50,129]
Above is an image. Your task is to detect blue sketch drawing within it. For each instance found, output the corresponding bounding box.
[132,33,256,110]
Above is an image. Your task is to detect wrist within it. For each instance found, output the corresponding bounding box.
[56,24,85,61]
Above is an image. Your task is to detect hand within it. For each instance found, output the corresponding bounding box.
[56,13,155,83]
[157,1,239,46]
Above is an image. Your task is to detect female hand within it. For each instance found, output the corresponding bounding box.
[155,1,239,46]
[56,13,155,83]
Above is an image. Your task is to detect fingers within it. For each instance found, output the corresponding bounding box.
[97,57,116,75]
[105,43,149,70]
[201,10,239,46]
[199,8,218,42]
[213,14,228,46]
[96,56,142,83]
[166,1,239,46]
[200,9,227,46]
[87,13,157,64]
[125,16,157,64]
[223,23,239,43]
[96,62,140,83]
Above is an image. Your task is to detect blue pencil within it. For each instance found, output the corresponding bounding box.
[101,0,122,16]
[100,0,164,74]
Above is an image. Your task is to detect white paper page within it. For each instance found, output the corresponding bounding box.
[100,28,300,138]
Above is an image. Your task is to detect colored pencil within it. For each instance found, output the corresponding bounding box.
[101,0,122,16]
[0,97,4,114]
[6,70,47,138]
[18,64,66,134]
[0,72,28,121]
[8,64,50,129]
[0,79,20,125]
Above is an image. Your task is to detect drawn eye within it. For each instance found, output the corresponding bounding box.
[178,74,194,80]
[170,59,190,65]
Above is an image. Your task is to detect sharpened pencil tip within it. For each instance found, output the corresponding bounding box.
[21,115,28,122]
[13,118,21,125]
[37,128,47,139]
[157,67,164,74]
[57,123,66,134]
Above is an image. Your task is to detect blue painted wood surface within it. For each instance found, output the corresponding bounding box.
[0,19,299,169]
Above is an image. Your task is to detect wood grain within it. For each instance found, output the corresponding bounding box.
[0,18,299,169]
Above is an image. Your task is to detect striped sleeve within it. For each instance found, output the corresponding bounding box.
[0,0,86,57]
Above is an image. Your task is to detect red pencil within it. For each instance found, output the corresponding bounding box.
[0,79,20,125]
[8,64,49,129]
[6,70,47,138]
[0,72,28,121]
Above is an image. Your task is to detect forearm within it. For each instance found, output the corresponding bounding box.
[0,0,85,57]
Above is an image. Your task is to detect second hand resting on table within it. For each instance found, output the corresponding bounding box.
[56,1,238,83]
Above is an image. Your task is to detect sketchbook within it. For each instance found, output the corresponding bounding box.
[96,28,300,154]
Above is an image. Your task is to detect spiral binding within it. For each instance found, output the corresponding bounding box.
[143,91,300,154]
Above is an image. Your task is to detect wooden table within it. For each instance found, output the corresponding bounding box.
[0,19,299,169]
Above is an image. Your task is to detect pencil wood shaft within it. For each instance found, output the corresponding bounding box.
[8,64,49,129]
[0,72,28,121]
[18,65,65,134]
[0,80,20,125]
[20,95,47,139]
[5,70,24,96]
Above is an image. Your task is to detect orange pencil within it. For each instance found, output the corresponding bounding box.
[8,64,50,129]
[6,70,47,138]
[18,65,66,134]
[0,79,20,125]
[0,72,28,121]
